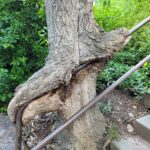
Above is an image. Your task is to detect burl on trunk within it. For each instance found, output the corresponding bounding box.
[8,0,129,149]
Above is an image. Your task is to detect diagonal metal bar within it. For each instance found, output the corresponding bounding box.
[32,55,150,150]
[128,16,150,36]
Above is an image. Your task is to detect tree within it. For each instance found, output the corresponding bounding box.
[8,0,129,149]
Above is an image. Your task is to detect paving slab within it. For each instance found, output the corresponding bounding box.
[0,114,16,150]
[144,94,150,108]
[111,135,150,150]
[133,114,150,142]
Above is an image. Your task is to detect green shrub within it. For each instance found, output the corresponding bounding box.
[100,101,112,114]
[0,0,48,111]
[94,0,150,98]
[97,61,148,98]
[0,69,13,102]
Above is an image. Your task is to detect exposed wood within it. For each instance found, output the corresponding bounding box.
[22,62,107,149]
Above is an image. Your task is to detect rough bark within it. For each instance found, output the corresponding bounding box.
[22,63,106,149]
[8,0,128,122]
[8,0,130,149]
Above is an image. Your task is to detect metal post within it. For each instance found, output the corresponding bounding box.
[32,55,150,150]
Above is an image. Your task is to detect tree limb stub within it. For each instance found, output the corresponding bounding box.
[8,0,130,123]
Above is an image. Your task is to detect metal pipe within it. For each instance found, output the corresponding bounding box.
[32,55,150,150]
[128,16,150,36]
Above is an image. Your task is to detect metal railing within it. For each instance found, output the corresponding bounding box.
[17,16,150,150]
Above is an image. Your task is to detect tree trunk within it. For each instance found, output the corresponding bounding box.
[8,0,129,149]
[22,63,107,149]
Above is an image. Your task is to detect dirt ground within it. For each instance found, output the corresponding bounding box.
[99,89,149,149]
[0,89,149,150]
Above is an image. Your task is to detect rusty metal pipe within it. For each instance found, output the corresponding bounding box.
[32,54,150,150]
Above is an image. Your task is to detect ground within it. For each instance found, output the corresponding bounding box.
[99,89,149,149]
[0,89,149,150]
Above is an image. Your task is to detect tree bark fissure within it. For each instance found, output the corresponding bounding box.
[8,0,130,149]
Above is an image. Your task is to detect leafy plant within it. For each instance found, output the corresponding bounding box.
[0,105,7,113]
[94,0,150,98]
[0,0,48,111]
[0,69,13,102]
[97,61,148,98]
[107,123,120,140]
[100,101,112,114]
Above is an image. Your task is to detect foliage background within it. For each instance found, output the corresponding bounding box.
[94,0,150,98]
[0,0,150,112]
[0,0,48,112]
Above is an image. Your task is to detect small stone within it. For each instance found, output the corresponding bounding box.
[127,124,134,133]
[138,112,143,115]
[116,107,120,111]
[119,102,122,105]
[128,113,134,118]
[132,105,137,109]
[117,118,121,122]
[51,144,56,149]
[34,115,40,120]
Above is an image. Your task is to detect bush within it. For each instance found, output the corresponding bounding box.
[94,0,150,98]
[0,0,48,111]
[0,69,13,102]
[97,61,148,98]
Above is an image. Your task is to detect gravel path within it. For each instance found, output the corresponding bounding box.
[0,114,15,150]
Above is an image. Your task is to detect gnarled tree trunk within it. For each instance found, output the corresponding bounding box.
[8,0,129,149]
